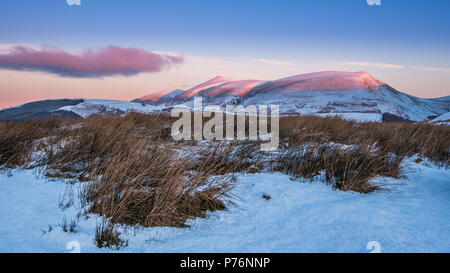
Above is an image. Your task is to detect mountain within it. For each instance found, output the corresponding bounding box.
[57,99,161,118]
[198,79,266,97]
[1,71,449,123]
[135,71,450,122]
[0,99,160,121]
[0,99,84,121]
[248,71,385,93]
[239,71,450,122]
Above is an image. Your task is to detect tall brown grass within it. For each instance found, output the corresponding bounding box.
[30,113,235,228]
[279,115,449,165]
[0,118,70,168]
[0,113,236,248]
[0,112,448,246]
[83,139,233,227]
[275,142,402,193]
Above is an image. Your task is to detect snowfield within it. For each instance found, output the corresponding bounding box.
[0,157,449,253]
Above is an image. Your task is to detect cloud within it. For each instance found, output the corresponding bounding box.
[0,43,38,54]
[343,61,405,69]
[0,44,184,78]
[411,66,450,73]
[249,58,296,66]
[343,61,450,73]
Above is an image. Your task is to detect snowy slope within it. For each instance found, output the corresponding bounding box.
[178,75,232,98]
[202,80,266,97]
[241,72,449,121]
[59,99,162,118]
[0,99,84,121]
[1,157,449,252]
[133,71,450,122]
[243,86,447,122]
[249,71,385,93]
[430,112,450,125]
[0,98,165,120]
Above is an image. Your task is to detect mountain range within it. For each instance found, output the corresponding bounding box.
[1,71,449,123]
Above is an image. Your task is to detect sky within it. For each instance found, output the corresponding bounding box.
[0,0,449,109]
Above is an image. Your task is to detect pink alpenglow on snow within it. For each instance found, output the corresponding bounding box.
[263,71,386,93]
[178,76,232,98]
[204,80,266,97]
[0,45,184,78]
[138,72,387,102]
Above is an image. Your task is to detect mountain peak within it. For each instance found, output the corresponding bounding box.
[204,79,266,97]
[135,71,388,102]
[178,75,232,98]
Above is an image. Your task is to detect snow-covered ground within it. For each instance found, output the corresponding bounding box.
[0,157,449,253]
[315,113,382,122]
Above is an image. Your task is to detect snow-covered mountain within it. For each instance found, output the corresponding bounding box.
[1,71,449,122]
[0,99,161,121]
[58,99,161,118]
[135,71,450,122]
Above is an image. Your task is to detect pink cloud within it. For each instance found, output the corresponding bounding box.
[0,45,184,77]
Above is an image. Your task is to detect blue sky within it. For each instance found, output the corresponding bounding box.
[0,0,449,107]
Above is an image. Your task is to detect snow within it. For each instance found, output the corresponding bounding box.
[315,112,382,122]
[179,76,232,98]
[433,112,450,122]
[129,71,449,122]
[58,99,161,118]
[1,157,449,253]
[203,80,265,97]
[265,71,385,92]
[243,87,446,122]
[0,170,88,252]
[431,112,450,125]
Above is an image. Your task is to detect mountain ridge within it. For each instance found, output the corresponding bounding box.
[1,71,449,123]
[136,71,389,104]
[131,71,449,122]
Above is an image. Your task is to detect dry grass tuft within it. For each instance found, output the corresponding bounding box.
[279,115,449,166]
[275,142,403,193]
[0,119,69,168]
[82,139,233,227]
[95,219,128,249]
